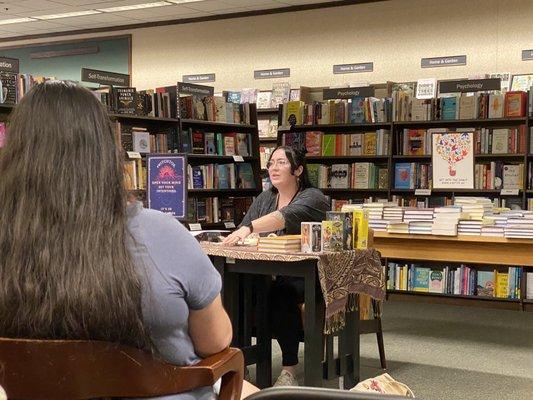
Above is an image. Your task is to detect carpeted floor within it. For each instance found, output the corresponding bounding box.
[249,300,533,399]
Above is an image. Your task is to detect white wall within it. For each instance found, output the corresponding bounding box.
[3,0,533,91]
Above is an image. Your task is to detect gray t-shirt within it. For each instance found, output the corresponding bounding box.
[126,202,221,400]
[239,187,330,235]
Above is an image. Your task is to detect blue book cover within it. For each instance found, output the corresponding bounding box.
[441,97,457,120]
[237,163,255,189]
[147,155,186,219]
[394,163,412,189]
[413,267,430,292]
[192,166,204,189]
[217,164,230,189]
[349,97,365,123]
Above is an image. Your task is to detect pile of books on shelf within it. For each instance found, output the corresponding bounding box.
[186,130,251,156]
[187,196,253,225]
[114,122,179,153]
[504,217,533,239]
[387,262,521,299]
[0,72,54,105]
[307,163,388,190]
[187,163,255,189]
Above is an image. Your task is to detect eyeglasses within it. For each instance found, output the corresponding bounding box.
[266,159,290,169]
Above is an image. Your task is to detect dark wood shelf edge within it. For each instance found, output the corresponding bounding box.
[181,119,255,129]
[387,291,521,310]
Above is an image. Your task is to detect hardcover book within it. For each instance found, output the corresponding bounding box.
[114,87,136,115]
[394,163,412,189]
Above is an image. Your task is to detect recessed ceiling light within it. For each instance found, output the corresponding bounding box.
[34,10,102,20]
[0,17,35,25]
[97,1,172,12]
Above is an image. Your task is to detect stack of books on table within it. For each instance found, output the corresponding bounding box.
[457,218,495,236]
[383,206,404,223]
[454,197,494,219]
[258,235,302,253]
[403,208,434,223]
[431,206,462,236]
[408,221,433,234]
[504,218,533,239]
[387,222,409,234]
[363,202,387,231]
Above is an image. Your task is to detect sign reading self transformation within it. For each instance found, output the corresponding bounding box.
[147,155,187,219]
[81,68,130,86]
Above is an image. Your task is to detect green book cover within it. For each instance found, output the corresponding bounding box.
[322,134,336,156]
[413,267,430,292]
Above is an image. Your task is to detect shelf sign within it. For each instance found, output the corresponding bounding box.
[333,62,373,74]
[147,154,187,220]
[421,55,467,68]
[415,189,432,196]
[0,57,19,73]
[81,68,130,86]
[177,82,214,96]
[224,221,236,229]
[233,155,244,162]
[501,188,519,196]
[126,151,141,159]
[189,223,202,231]
[439,78,501,93]
[254,68,290,79]
[522,50,533,61]
[323,86,375,100]
[182,73,216,83]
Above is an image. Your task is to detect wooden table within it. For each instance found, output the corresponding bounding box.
[373,232,533,266]
[202,244,363,389]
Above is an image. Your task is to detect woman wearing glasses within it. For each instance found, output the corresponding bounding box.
[222,145,329,387]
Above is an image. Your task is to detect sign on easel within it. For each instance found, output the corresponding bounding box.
[147,154,187,219]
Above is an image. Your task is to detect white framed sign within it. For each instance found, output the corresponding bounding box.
[432,130,474,189]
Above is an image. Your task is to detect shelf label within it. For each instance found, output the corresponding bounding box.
[415,189,432,196]
[501,188,519,196]
[189,223,202,231]
[81,68,130,86]
[439,78,501,93]
[323,85,375,100]
[226,257,236,264]
[182,73,216,83]
[522,50,533,61]
[254,68,290,79]
[333,62,373,74]
[421,55,467,68]
[126,151,142,159]
[0,57,19,73]
[224,222,236,229]
[233,155,244,162]
[177,82,214,96]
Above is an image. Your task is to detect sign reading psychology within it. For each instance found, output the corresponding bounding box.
[81,68,130,86]
[254,68,290,79]
[182,73,216,83]
[333,62,373,74]
[439,78,501,93]
[432,130,474,189]
[0,57,19,73]
[177,81,214,96]
[147,154,187,219]
[323,86,375,100]
[421,55,467,68]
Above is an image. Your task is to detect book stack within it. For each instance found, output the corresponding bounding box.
[383,206,404,222]
[454,197,494,219]
[408,221,433,235]
[258,235,302,254]
[403,208,434,223]
[431,206,462,236]
[504,217,533,238]
[387,222,409,234]
[457,218,495,236]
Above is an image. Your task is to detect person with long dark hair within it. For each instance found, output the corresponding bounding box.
[0,81,258,399]
[222,145,329,387]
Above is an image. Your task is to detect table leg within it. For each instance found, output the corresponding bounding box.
[342,306,358,389]
[254,275,272,388]
[303,264,324,387]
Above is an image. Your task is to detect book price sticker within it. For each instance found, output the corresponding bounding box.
[415,189,432,196]
[233,155,244,162]
[224,222,236,229]
[126,151,142,159]
[501,189,519,196]
[189,223,202,231]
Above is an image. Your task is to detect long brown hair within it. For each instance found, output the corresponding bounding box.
[0,81,149,348]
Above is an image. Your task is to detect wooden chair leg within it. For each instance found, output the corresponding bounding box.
[372,299,387,370]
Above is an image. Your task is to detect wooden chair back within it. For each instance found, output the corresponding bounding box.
[0,337,243,400]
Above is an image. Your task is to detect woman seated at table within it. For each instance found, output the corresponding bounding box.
[0,81,257,400]
[222,146,330,387]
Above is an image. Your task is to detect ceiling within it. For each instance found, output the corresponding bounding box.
[0,0,359,40]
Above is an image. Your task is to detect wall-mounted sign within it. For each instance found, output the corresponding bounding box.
[81,67,130,86]
[177,81,214,96]
[522,50,533,61]
[147,154,187,220]
[439,78,501,93]
[421,55,467,68]
[254,68,290,79]
[0,57,19,73]
[323,86,375,100]
[182,73,216,83]
[333,62,373,74]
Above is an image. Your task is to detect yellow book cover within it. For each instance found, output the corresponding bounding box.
[363,132,377,155]
[495,271,509,298]
[351,209,369,249]
[285,101,304,126]
[321,220,344,252]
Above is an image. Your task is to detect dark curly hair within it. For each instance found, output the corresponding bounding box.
[268,145,312,193]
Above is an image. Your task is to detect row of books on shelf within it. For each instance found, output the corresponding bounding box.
[187,196,253,225]
[308,163,388,190]
[386,262,522,299]
[97,85,254,124]
[115,122,179,153]
[0,72,55,105]
[186,129,252,156]
[125,159,145,190]
[258,115,279,138]
[259,146,274,170]
[225,82,307,109]
[187,163,255,190]
[281,98,393,126]
[396,126,527,156]
[392,90,528,122]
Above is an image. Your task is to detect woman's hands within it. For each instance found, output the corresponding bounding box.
[221,226,251,246]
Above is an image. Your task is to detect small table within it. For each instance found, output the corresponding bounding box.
[201,243,385,389]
